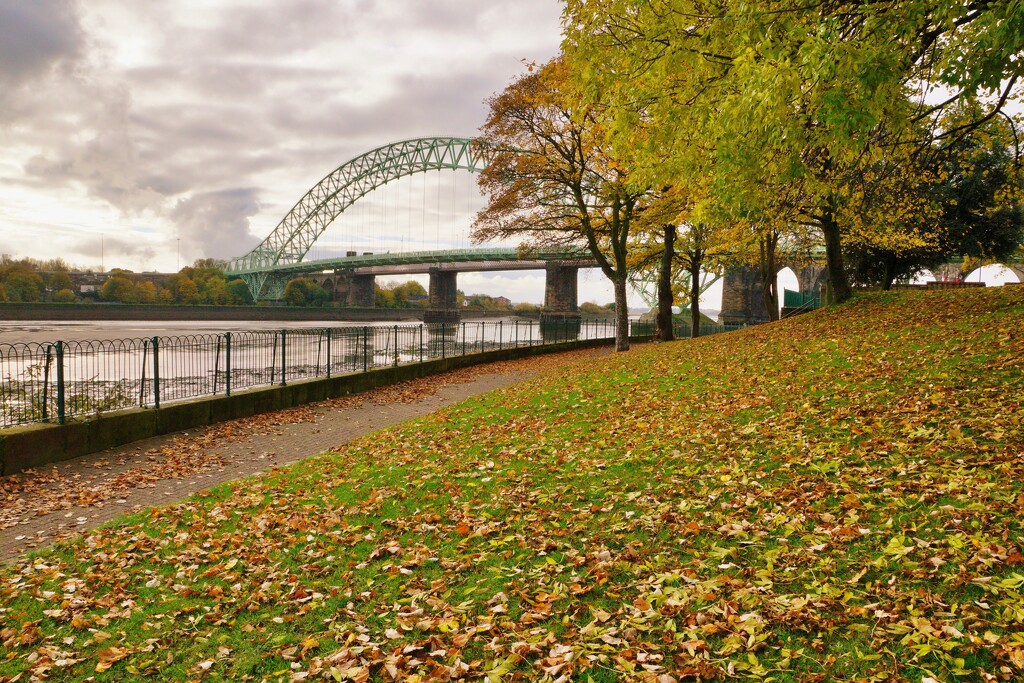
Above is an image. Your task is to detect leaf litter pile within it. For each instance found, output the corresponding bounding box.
[1,288,1023,682]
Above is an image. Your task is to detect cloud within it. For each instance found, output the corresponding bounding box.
[0,0,82,88]
[0,0,564,271]
[171,189,262,260]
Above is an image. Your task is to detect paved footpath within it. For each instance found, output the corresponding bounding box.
[0,347,609,564]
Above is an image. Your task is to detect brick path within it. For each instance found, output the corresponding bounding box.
[0,347,609,564]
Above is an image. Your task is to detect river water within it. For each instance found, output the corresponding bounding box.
[0,319,409,344]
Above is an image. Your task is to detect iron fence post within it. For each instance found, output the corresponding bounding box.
[441,323,446,359]
[394,325,399,367]
[363,327,369,372]
[461,323,466,356]
[280,329,287,386]
[225,332,232,396]
[139,340,148,407]
[42,345,51,421]
[419,325,424,363]
[498,320,502,351]
[55,341,65,424]
[152,337,160,410]
[213,337,221,395]
[326,329,332,379]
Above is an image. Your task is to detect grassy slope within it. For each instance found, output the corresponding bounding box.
[1,288,1023,683]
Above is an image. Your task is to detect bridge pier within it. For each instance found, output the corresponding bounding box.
[345,274,376,307]
[719,266,768,325]
[540,263,582,340]
[424,269,460,324]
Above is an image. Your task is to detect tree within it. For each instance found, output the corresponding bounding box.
[176,277,200,305]
[284,278,327,307]
[375,280,428,308]
[563,0,1023,304]
[0,263,45,302]
[100,275,136,303]
[47,271,74,295]
[673,222,732,337]
[134,280,158,304]
[53,288,77,304]
[847,108,1023,288]
[473,57,651,351]
[225,279,254,305]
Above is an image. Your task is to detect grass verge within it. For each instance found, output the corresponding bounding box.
[1,287,1023,682]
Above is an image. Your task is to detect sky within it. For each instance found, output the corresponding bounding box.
[0,0,653,306]
[2,2,1017,314]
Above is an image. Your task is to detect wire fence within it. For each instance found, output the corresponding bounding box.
[0,317,747,429]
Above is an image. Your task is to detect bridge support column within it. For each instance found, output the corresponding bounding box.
[424,269,460,325]
[796,265,827,297]
[540,263,581,340]
[719,266,769,325]
[345,274,375,308]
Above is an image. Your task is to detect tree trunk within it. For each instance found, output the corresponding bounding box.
[613,276,630,352]
[882,257,895,291]
[689,260,701,339]
[820,208,853,303]
[759,231,780,322]
[656,224,676,342]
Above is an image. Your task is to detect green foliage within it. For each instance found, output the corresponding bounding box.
[563,0,1024,303]
[46,271,73,294]
[0,265,44,302]
[52,288,78,304]
[284,277,327,307]
[374,280,428,308]
[846,109,1024,288]
[99,275,136,303]
[463,293,512,310]
[513,302,541,315]
[225,279,254,305]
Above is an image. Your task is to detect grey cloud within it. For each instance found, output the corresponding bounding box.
[0,0,562,268]
[0,0,82,87]
[22,85,165,213]
[171,189,262,260]
[216,0,357,56]
[72,235,159,265]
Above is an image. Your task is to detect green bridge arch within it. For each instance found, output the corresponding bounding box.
[227,136,488,279]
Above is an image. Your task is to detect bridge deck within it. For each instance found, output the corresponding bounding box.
[226,247,597,276]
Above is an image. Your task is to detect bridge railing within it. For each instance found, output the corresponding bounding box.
[0,319,626,429]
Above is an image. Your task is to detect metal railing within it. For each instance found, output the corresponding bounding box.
[0,319,619,429]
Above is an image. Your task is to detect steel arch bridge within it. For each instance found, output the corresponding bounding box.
[224,135,590,300]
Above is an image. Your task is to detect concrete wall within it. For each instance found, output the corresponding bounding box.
[0,337,625,476]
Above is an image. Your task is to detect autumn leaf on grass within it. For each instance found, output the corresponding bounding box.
[95,646,128,672]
